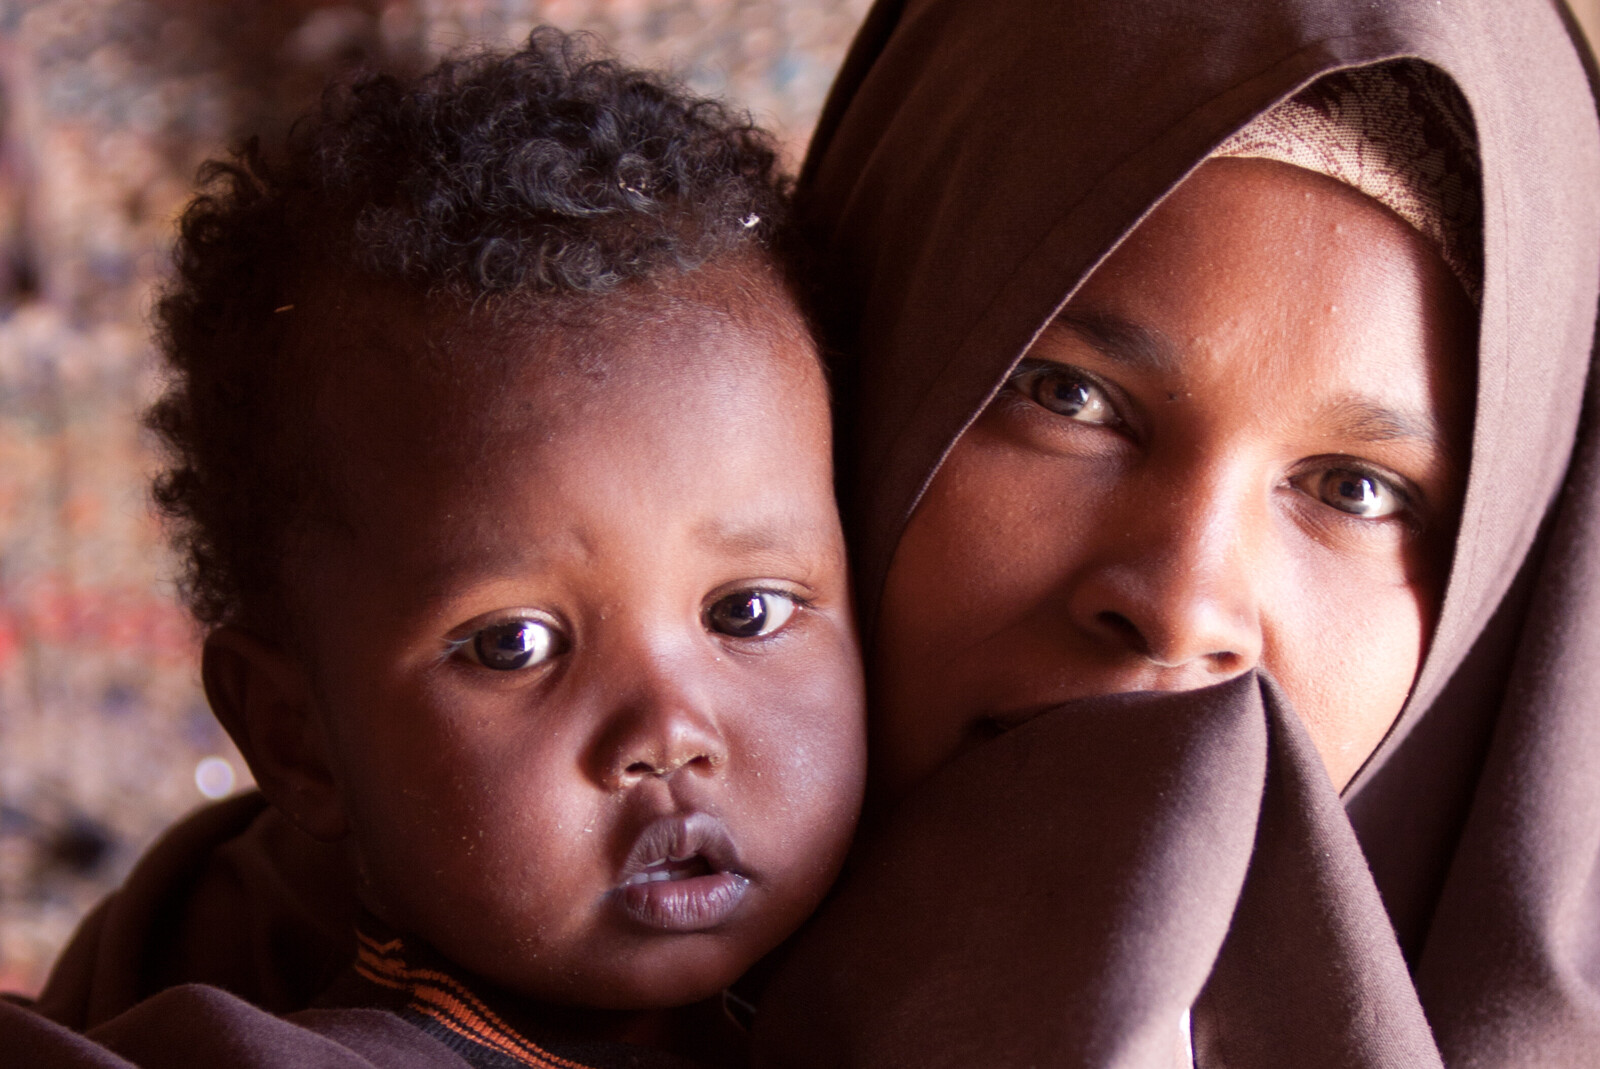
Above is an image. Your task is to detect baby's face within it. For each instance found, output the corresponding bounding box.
[873,158,1476,799]
[286,287,864,1008]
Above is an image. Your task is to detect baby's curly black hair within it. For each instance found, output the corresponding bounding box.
[148,28,797,636]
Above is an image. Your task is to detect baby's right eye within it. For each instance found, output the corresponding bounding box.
[462,618,563,671]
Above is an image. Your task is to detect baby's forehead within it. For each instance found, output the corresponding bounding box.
[301,258,815,406]
[289,269,827,518]
[277,274,840,621]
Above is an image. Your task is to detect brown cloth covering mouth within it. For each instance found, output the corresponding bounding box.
[747,0,1600,1066]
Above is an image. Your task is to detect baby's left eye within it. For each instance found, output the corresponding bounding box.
[705,590,800,639]
[1302,467,1408,519]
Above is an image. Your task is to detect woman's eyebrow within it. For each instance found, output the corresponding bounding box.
[1052,308,1181,375]
[1324,397,1465,483]
[1322,397,1443,447]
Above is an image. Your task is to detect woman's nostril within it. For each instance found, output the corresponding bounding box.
[1095,610,1149,653]
[1091,608,1253,670]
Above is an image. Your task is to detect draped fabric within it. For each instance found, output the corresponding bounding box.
[750,1,1600,1065]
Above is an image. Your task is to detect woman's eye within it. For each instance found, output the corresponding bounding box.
[1015,364,1118,425]
[1309,468,1407,519]
[705,590,799,639]
[467,618,562,671]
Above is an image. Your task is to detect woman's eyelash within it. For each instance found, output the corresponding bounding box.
[1007,360,1123,427]
[1291,460,1424,528]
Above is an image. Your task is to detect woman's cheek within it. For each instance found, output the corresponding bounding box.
[870,420,1110,797]
[1267,540,1430,788]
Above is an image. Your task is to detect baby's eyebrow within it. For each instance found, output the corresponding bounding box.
[1051,308,1181,375]
[694,515,830,558]
[406,549,553,602]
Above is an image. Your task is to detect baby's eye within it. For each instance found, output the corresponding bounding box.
[1011,362,1118,425]
[705,590,799,639]
[465,618,563,671]
[1304,467,1408,519]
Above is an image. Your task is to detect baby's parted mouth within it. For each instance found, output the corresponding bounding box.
[614,812,750,931]
[617,811,742,882]
[622,854,715,886]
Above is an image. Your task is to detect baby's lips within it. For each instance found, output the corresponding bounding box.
[613,812,752,932]
[617,811,744,885]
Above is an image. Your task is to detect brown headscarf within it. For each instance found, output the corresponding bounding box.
[751,0,1600,1066]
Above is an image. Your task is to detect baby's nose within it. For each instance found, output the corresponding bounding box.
[593,668,729,791]
[608,729,724,787]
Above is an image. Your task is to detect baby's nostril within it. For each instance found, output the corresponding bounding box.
[625,761,654,776]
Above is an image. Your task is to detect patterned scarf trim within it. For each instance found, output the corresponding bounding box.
[1213,60,1483,302]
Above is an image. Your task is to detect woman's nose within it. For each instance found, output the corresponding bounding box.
[590,652,729,791]
[1065,474,1264,675]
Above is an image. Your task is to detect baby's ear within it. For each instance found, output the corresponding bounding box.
[202,626,348,843]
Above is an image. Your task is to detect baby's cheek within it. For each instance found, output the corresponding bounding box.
[345,722,592,959]
[737,648,864,880]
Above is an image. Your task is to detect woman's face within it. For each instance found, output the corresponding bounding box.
[872,158,1476,799]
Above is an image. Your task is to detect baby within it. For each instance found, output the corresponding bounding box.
[143,29,865,1067]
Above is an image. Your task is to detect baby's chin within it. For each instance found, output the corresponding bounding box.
[480,927,771,1011]
[574,941,759,1010]
[364,884,783,1011]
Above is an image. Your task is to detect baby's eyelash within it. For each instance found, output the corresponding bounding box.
[444,613,567,673]
[704,586,814,641]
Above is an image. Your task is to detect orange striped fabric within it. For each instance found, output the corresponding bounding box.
[353,928,600,1069]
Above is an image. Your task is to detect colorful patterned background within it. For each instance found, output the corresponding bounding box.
[0,0,869,996]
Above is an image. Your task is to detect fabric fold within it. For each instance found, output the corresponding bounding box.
[754,675,1268,1068]
[1414,355,1600,1066]
[32,792,353,1031]
[1,984,473,1069]
[1193,679,1441,1069]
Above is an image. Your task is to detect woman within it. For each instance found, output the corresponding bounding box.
[750,0,1600,1066]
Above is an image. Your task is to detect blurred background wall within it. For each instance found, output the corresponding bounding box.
[1,0,1597,999]
[0,0,870,996]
